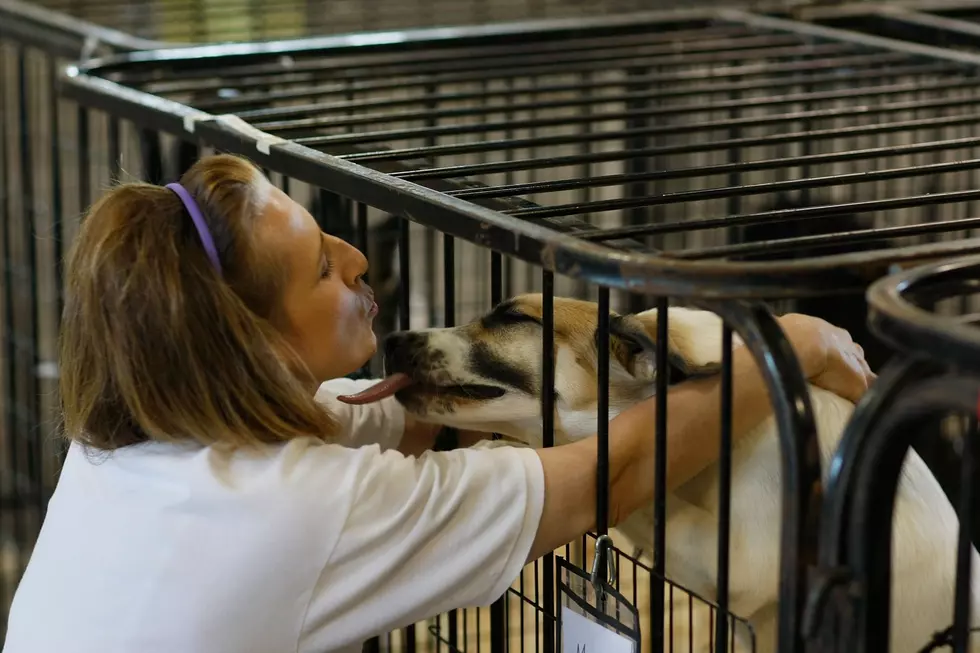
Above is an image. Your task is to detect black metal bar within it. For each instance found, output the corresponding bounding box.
[107,115,120,183]
[17,41,42,537]
[700,300,821,653]
[355,202,370,377]
[48,56,64,335]
[395,212,415,653]
[596,287,610,536]
[77,105,90,222]
[397,218,411,332]
[489,248,506,653]
[443,230,459,650]
[952,418,976,653]
[652,296,669,650]
[139,128,164,184]
[541,270,556,653]
[0,42,18,570]
[715,325,734,653]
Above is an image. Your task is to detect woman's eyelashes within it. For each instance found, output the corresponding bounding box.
[320,257,334,279]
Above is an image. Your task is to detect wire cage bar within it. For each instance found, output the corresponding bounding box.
[803,256,980,653]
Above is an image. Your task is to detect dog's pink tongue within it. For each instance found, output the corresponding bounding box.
[337,373,414,405]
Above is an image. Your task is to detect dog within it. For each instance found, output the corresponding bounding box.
[346,294,980,653]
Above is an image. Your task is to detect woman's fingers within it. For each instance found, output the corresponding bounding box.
[770,312,877,403]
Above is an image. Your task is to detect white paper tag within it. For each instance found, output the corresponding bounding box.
[561,605,635,653]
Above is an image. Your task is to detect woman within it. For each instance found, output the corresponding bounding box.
[3,154,873,653]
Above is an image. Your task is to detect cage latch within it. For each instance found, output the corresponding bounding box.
[589,534,617,602]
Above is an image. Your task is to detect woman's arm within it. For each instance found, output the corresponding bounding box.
[527,312,874,562]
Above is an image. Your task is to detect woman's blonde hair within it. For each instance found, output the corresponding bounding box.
[59,153,338,450]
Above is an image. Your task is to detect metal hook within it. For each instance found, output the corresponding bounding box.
[590,534,617,602]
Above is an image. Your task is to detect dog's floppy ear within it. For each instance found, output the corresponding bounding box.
[611,310,723,384]
[605,314,660,382]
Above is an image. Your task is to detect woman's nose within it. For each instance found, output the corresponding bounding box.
[332,236,369,286]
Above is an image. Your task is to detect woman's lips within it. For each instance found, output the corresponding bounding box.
[368,301,379,317]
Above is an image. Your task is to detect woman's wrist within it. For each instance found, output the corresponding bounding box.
[776,313,830,380]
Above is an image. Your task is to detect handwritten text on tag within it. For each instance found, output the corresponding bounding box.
[561,605,635,653]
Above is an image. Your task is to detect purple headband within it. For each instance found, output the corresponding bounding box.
[165,182,223,277]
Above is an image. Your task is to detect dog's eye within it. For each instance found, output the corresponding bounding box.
[481,310,541,330]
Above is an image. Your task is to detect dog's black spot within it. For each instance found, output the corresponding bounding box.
[480,300,542,331]
[383,332,445,374]
[468,342,535,395]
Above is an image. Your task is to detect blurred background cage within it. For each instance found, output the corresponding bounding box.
[10,2,980,653]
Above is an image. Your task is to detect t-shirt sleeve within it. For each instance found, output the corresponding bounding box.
[299,443,545,651]
[315,378,406,451]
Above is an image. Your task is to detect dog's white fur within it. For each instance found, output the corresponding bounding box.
[386,295,980,653]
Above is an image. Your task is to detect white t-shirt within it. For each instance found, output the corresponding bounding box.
[2,378,545,653]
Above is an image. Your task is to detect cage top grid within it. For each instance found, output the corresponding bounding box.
[62,9,980,299]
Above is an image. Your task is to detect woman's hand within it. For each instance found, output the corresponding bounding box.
[776,313,876,404]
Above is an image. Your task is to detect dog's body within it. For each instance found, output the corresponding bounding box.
[375,295,980,653]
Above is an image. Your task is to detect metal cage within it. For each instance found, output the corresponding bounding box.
[8,5,980,653]
[37,8,980,653]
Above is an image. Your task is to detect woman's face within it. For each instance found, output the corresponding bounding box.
[256,184,377,384]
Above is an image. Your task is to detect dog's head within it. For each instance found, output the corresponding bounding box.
[379,294,724,444]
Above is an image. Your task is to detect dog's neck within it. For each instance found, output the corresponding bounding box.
[495,381,658,446]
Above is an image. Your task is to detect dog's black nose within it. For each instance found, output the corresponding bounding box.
[383,331,426,374]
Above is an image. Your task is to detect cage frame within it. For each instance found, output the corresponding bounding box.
[46,9,851,653]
